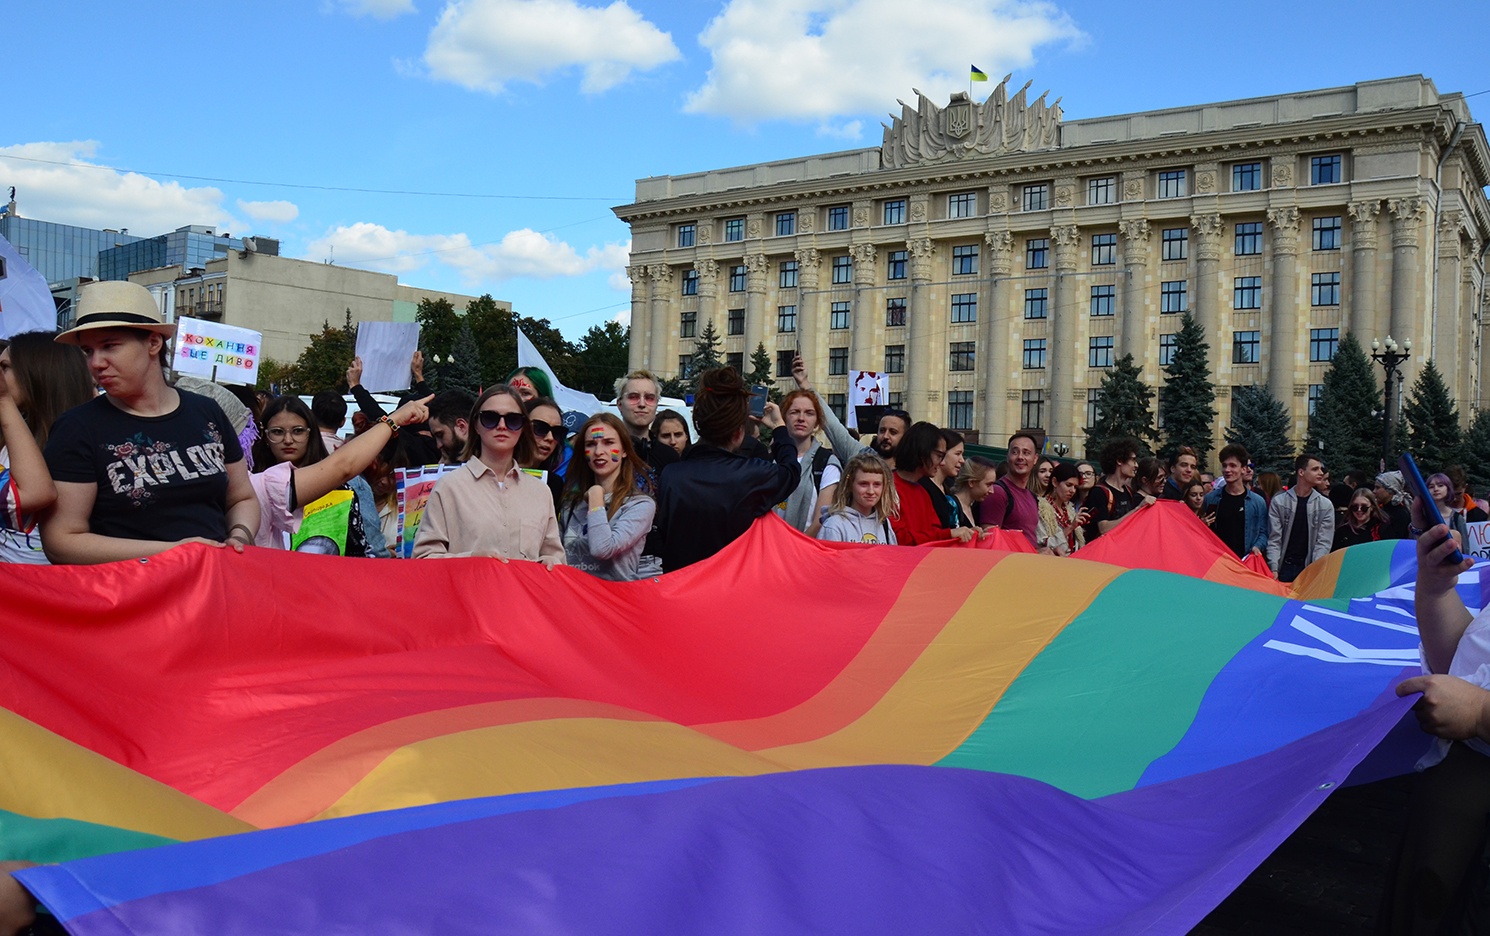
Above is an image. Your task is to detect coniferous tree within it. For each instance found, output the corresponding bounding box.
[443,319,483,394]
[1224,384,1295,476]
[1402,359,1464,474]
[1083,353,1157,459]
[1463,409,1490,496]
[746,342,774,387]
[1305,332,1381,477]
[1159,312,1218,464]
[685,319,725,395]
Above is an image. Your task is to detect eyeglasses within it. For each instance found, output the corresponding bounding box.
[265,426,310,442]
[1351,504,1372,513]
[623,392,659,405]
[531,419,568,442]
[478,410,526,431]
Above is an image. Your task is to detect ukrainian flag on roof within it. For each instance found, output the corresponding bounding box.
[971,65,988,81]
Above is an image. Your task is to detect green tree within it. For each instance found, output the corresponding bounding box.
[291,309,358,394]
[685,318,726,396]
[573,320,630,399]
[463,295,580,390]
[1159,312,1218,464]
[1463,409,1490,496]
[1083,353,1157,459]
[1403,359,1464,473]
[256,357,297,394]
[1224,384,1295,476]
[1306,332,1381,477]
[746,342,774,387]
[442,319,484,394]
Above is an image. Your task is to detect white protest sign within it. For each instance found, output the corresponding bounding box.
[847,370,888,431]
[0,233,57,339]
[354,321,421,392]
[1464,521,1490,560]
[174,316,261,386]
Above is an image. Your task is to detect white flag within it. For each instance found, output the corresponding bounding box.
[0,233,57,339]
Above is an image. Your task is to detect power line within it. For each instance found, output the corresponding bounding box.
[0,152,623,202]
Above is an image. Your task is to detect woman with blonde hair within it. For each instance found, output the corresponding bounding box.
[560,413,656,581]
[817,451,899,544]
[1333,486,1385,551]
[1031,456,1056,498]
[950,455,998,531]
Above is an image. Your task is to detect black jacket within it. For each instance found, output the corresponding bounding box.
[654,427,800,573]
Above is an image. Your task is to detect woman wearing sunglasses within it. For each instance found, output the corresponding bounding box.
[412,384,564,567]
[1332,487,1385,551]
[522,396,569,512]
[560,413,655,581]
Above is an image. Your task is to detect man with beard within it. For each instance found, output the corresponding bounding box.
[427,390,475,464]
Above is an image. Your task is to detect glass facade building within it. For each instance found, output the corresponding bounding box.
[0,216,143,284]
[99,226,242,281]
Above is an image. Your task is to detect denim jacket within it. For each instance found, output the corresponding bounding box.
[1202,485,1268,556]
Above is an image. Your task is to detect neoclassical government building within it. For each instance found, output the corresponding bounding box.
[614,75,1489,450]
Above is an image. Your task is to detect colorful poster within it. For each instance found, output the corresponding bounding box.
[174,316,261,386]
[291,490,354,555]
[1464,520,1490,559]
[394,463,460,558]
[846,370,887,431]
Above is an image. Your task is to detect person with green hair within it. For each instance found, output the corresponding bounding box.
[506,367,552,402]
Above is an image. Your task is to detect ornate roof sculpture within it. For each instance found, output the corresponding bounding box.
[880,75,1062,169]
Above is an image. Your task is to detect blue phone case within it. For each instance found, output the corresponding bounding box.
[1398,452,1465,564]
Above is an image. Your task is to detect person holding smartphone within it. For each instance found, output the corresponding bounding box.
[1202,444,1267,560]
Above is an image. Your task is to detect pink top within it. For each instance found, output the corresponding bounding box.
[249,461,299,549]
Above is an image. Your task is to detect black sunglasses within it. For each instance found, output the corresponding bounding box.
[478,410,526,431]
[531,419,568,443]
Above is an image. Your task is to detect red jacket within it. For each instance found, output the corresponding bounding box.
[892,474,953,546]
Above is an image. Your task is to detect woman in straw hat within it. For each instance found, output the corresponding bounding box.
[39,281,260,563]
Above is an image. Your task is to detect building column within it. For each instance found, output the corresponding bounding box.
[743,252,769,365]
[1118,219,1151,371]
[849,243,876,375]
[1388,197,1428,352]
[794,248,822,378]
[626,265,649,372]
[905,237,935,422]
[647,264,674,377]
[1266,207,1301,413]
[1347,201,1381,342]
[1192,212,1224,370]
[695,259,719,334]
[1434,210,1465,376]
[980,230,1013,441]
[1049,224,1080,448]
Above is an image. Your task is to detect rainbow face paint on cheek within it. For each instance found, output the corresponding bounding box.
[610,447,622,463]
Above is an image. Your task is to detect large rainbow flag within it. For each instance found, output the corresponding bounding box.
[0,502,1468,935]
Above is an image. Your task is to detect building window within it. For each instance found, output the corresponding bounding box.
[680,311,696,338]
[678,354,691,377]
[1311,272,1341,307]
[775,212,796,236]
[1026,238,1049,269]
[677,224,695,248]
[1233,162,1262,191]
[1235,221,1262,256]
[1090,284,1115,316]
[947,391,974,431]
[1089,336,1115,368]
[888,392,903,407]
[727,351,744,373]
[1311,155,1343,185]
[776,350,794,377]
[1022,183,1049,212]
[1158,170,1187,199]
[950,341,976,371]
[1313,216,1342,251]
[885,345,905,374]
[777,261,798,289]
[951,293,977,323]
[952,244,978,275]
[1023,338,1047,369]
[1160,333,1178,366]
[831,255,851,285]
[1091,233,1117,266]
[829,347,848,375]
[777,305,797,333]
[1232,330,1261,364]
[887,249,907,280]
[725,218,744,242]
[728,308,744,335]
[681,269,699,296]
[886,297,907,327]
[1021,390,1044,429]
[1310,327,1340,361]
[828,205,849,231]
[1161,280,1187,313]
[1086,388,1102,429]
[830,301,850,330]
[1088,176,1116,205]
[883,200,906,225]
[1024,288,1048,319]
[1234,276,1262,310]
[1308,384,1325,416]
[1161,227,1188,261]
[729,265,746,292]
[828,393,847,423]
[948,192,977,218]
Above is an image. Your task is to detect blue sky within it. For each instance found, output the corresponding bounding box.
[4,0,1486,342]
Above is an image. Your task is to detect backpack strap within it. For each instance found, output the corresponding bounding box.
[810,446,834,491]
[993,477,1018,527]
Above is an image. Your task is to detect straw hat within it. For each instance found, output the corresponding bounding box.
[55,281,177,345]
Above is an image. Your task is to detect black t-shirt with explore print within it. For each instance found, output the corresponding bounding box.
[44,390,244,543]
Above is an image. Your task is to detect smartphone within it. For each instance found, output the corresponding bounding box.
[1399,451,1465,564]
[749,384,768,418]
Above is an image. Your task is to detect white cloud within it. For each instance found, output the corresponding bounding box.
[305,222,630,287]
[0,141,241,235]
[237,199,300,224]
[611,306,631,327]
[333,0,417,18]
[422,0,681,94]
[684,0,1083,130]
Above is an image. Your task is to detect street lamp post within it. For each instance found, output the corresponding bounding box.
[1370,335,1411,471]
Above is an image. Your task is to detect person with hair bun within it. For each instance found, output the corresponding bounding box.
[653,367,798,572]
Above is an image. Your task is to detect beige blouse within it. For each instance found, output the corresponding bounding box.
[411,459,565,562]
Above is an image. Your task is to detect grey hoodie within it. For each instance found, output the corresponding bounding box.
[560,493,657,581]
[817,507,897,544]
